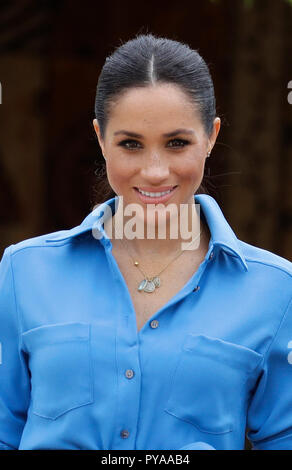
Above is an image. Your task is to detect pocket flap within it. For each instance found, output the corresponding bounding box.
[183,334,263,374]
[21,322,90,352]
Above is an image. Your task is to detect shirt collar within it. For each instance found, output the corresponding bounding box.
[195,194,248,271]
[46,194,248,271]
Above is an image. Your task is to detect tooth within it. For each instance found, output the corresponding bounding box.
[138,188,173,197]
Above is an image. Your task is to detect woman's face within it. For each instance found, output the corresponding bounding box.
[93,83,220,222]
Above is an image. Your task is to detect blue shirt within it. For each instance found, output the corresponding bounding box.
[0,194,292,450]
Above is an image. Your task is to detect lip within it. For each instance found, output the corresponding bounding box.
[134,185,178,204]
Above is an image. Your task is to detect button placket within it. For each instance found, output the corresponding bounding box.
[109,269,142,450]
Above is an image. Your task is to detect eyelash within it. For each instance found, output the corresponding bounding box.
[117,138,191,150]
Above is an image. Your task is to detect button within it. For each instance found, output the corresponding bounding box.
[125,369,134,379]
[150,320,159,329]
[120,429,130,439]
[209,251,214,260]
[193,285,200,292]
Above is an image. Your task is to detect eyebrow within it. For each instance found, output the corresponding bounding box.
[113,128,195,138]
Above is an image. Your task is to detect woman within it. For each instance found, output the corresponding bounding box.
[0,33,291,451]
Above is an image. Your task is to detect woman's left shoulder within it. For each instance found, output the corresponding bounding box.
[238,239,292,278]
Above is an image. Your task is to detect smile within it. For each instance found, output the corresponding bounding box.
[138,188,173,197]
[134,186,178,203]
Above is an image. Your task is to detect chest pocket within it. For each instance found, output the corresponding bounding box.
[21,322,94,420]
[164,334,263,434]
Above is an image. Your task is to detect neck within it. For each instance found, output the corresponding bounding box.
[104,202,210,259]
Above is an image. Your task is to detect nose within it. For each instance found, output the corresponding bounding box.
[140,153,170,182]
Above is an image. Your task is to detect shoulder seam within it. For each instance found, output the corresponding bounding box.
[10,232,93,256]
[226,252,292,277]
[10,240,76,256]
[243,257,292,278]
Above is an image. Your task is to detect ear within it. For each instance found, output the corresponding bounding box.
[93,119,106,158]
[208,117,221,151]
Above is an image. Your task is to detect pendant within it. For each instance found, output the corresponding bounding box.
[138,276,161,293]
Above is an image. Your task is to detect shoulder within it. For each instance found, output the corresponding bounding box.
[237,240,292,315]
[238,239,292,279]
[6,231,70,257]
[4,226,92,266]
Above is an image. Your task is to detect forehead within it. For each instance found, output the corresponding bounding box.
[106,83,203,132]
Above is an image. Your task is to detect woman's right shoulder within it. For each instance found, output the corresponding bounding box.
[2,224,87,260]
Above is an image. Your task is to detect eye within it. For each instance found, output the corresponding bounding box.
[117,138,191,151]
[168,138,190,148]
[118,139,141,150]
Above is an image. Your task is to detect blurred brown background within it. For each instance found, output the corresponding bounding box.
[0,0,291,262]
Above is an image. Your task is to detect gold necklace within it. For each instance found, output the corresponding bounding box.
[112,217,202,293]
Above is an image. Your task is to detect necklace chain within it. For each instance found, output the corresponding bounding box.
[112,216,202,293]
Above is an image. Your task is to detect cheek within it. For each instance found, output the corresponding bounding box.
[176,154,205,180]
[105,157,135,187]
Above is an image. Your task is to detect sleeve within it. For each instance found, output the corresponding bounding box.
[246,295,292,450]
[0,246,31,450]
